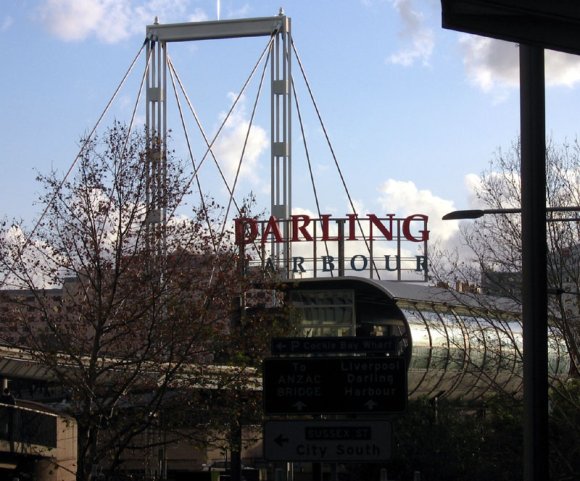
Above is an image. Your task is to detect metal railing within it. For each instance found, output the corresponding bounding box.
[0,403,57,449]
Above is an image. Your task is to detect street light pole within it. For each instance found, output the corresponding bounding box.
[440,4,580,480]
[520,43,548,481]
[443,45,550,481]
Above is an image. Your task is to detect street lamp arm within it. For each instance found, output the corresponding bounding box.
[442,208,520,220]
[442,206,580,221]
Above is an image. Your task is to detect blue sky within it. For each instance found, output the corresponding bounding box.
[2,0,580,250]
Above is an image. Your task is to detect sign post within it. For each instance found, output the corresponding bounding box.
[271,336,401,356]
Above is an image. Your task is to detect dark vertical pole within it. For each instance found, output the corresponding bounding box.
[519,44,548,481]
[338,220,345,277]
[231,425,242,481]
[312,462,322,481]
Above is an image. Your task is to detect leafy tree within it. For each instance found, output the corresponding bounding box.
[0,123,288,481]
[385,396,522,481]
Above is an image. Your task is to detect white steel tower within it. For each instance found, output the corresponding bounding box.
[145,13,292,269]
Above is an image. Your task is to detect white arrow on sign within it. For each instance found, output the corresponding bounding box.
[293,400,307,411]
[365,399,378,410]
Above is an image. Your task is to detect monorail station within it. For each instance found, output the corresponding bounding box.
[284,277,569,402]
[260,276,571,481]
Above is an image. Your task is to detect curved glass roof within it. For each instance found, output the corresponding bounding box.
[287,277,570,401]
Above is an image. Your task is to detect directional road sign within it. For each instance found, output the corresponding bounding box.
[263,356,407,415]
[271,336,401,355]
[264,420,391,462]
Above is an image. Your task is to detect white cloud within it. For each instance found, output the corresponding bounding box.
[388,0,435,67]
[459,35,519,94]
[464,173,483,209]
[459,35,580,94]
[37,0,105,42]
[376,179,458,243]
[0,225,59,289]
[545,50,580,87]
[36,0,190,43]
[212,93,268,189]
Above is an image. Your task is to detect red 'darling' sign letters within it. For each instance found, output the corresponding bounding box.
[234,214,429,245]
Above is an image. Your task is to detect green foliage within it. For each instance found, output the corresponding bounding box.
[383,390,579,481]
[549,380,580,480]
[389,396,522,481]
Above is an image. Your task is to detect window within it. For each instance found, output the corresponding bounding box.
[290,290,355,337]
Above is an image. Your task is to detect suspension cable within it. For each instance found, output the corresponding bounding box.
[220,44,270,238]
[0,40,150,289]
[166,37,274,259]
[291,79,334,277]
[291,39,380,278]
[167,56,224,257]
[96,43,152,251]
[165,37,276,289]
[169,36,274,193]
